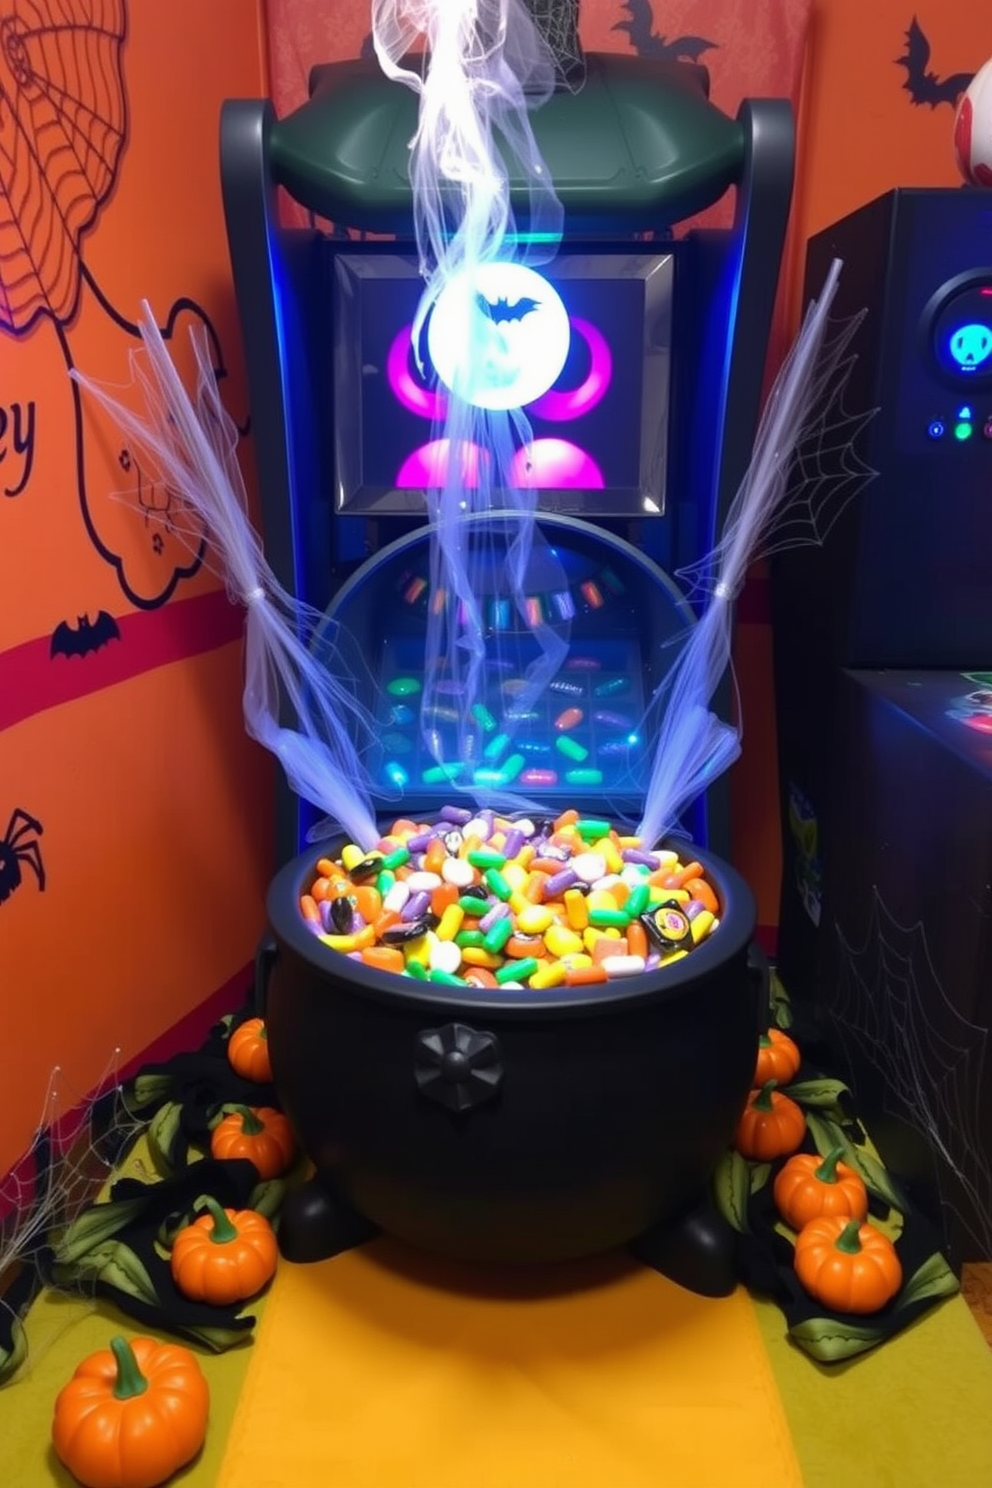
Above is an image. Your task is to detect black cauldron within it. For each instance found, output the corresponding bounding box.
[260,833,766,1294]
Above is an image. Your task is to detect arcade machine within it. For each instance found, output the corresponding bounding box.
[219,51,794,870]
[771,187,992,1267]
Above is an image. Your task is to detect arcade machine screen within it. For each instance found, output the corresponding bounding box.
[331,247,675,517]
[321,246,694,820]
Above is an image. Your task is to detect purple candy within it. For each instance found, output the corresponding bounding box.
[401,890,431,922]
[622,848,660,868]
[545,867,579,896]
[318,900,334,932]
[502,828,525,859]
[407,831,435,852]
[685,899,707,920]
[594,710,633,728]
[646,952,662,970]
[440,804,472,824]
[479,901,510,932]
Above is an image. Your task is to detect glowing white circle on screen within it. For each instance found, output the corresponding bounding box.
[426,263,571,412]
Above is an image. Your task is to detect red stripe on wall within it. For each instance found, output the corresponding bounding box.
[0,589,244,734]
[736,573,771,626]
[0,961,254,1221]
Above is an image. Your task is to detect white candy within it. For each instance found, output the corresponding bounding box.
[601,954,646,978]
[463,816,491,842]
[572,851,607,884]
[513,819,536,838]
[429,939,463,975]
[592,873,624,894]
[406,871,442,892]
[382,881,411,913]
[442,857,476,888]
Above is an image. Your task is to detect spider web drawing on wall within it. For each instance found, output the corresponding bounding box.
[830,888,992,1260]
[0,0,127,335]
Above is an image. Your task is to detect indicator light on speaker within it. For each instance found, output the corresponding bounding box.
[954,420,974,441]
[927,419,946,439]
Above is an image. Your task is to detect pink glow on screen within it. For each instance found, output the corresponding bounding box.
[387,327,447,419]
[396,439,487,488]
[510,439,605,489]
[528,318,612,422]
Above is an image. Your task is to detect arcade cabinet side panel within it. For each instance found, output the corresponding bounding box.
[815,668,992,1269]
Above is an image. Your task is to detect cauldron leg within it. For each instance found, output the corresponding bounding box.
[629,1191,739,1297]
[278,1176,380,1263]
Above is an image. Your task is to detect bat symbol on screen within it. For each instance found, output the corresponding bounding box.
[476,293,542,325]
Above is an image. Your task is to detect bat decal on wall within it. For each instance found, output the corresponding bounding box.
[50,611,122,659]
[896,18,974,108]
[612,0,717,64]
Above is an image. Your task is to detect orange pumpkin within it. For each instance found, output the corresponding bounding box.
[52,1335,209,1488]
[794,1216,902,1314]
[754,1028,801,1087]
[773,1146,869,1231]
[170,1195,278,1305]
[734,1081,807,1160]
[227,1017,273,1083]
[210,1104,297,1179]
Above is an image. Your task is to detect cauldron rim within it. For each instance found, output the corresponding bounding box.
[267,828,757,1018]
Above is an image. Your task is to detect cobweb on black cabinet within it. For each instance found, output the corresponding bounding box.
[828,888,992,1261]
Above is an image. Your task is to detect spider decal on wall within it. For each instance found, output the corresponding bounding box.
[0,808,46,906]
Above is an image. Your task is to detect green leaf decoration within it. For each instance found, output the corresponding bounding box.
[769,974,793,1030]
[789,1315,886,1363]
[53,1196,148,1266]
[127,1073,175,1111]
[713,1149,751,1233]
[749,1161,772,1195]
[782,1077,851,1112]
[0,1314,28,1386]
[249,1178,287,1222]
[804,1111,907,1213]
[896,1250,959,1311]
[147,1101,184,1175]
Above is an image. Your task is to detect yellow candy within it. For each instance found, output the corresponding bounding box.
[530,961,567,989]
[690,910,716,944]
[544,923,584,958]
[564,888,589,930]
[341,843,366,871]
[648,886,690,907]
[515,904,555,935]
[509,891,531,916]
[583,926,610,952]
[586,888,620,912]
[601,840,624,875]
[516,843,536,869]
[617,835,642,847]
[503,861,529,891]
[403,934,431,968]
[461,947,502,969]
[436,904,465,941]
[318,924,376,953]
[559,952,592,972]
[661,948,689,966]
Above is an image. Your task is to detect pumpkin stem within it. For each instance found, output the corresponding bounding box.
[814,1147,845,1184]
[758,1033,772,1049]
[834,1218,864,1254]
[752,1080,778,1112]
[231,1104,265,1136]
[110,1336,149,1400]
[260,1024,268,1042]
[194,1194,240,1244]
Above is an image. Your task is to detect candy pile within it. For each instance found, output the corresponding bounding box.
[299,808,721,989]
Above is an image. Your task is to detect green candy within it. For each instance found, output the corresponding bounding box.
[483,917,513,955]
[387,676,421,696]
[566,768,604,787]
[485,868,513,902]
[468,848,507,870]
[455,928,487,947]
[496,957,539,985]
[555,735,588,762]
[625,882,650,918]
[588,908,629,929]
[575,819,611,839]
[380,846,411,870]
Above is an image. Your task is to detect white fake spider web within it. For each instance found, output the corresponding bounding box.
[0,1052,145,1381]
[675,306,878,604]
[829,888,992,1261]
[522,0,585,90]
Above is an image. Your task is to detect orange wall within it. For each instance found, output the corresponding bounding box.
[0,3,272,1179]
